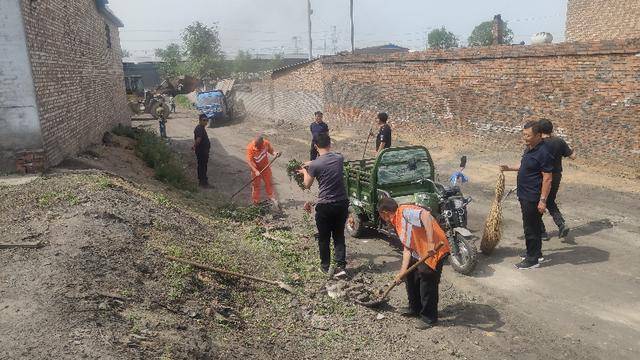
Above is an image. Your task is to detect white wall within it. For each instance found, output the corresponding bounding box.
[0,0,42,172]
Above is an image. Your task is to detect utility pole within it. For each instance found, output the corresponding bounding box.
[331,25,338,54]
[350,0,355,53]
[307,0,313,59]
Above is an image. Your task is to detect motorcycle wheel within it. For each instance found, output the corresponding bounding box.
[346,208,365,238]
[449,233,478,275]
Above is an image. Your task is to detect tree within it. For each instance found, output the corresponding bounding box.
[155,43,184,78]
[181,22,224,79]
[233,50,254,73]
[467,20,514,46]
[427,27,459,49]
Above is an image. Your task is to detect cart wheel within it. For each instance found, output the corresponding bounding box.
[346,208,365,238]
[449,233,478,275]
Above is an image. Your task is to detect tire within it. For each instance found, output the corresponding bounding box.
[449,233,478,275]
[346,207,365,238]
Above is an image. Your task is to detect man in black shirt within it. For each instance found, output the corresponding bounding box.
[375,112,392,153]
[539,119,576,239]
[192,114,211,187]
[309,111,329,161]
[500,121,553,269]
[299,132,349,278]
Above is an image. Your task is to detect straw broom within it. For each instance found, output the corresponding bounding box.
[480,172,506,255]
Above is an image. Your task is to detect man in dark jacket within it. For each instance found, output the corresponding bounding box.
[375,112,392,153]
[309,111,329,161]
[192,114,211,187]
[500,121,553,269]
[538,119,576,239]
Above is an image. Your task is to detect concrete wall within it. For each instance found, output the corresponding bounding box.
[20,0,130,168]
[0,0,43,173]
[237,61,324,124]
[566,0,640,42]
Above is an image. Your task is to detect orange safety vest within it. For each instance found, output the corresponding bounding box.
[246,139,274,170]
[391,205,450,271]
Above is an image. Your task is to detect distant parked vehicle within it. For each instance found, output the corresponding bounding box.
[196,90,232,127]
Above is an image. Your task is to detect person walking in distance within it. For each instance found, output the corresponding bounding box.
[157,103,167,138]
[309,111,329,161]
[500,121,553,269]
[375,112,392,153]
[169,95,176,113]
[298,133,349,277]
[377,197,451,329]
[246,134,280,205]
[192,114,211,187]
[538,118,576,240]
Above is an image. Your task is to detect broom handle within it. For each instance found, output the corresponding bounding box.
[231,153,281,199]
[381,243,444,299]
[166,255,281,286]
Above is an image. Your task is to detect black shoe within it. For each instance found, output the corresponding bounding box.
[333,267,348,279]
[541,232,550,241]
[520,253,545,262]
[320,265,330,274]
[398,307,419,317]
[559,225,570,238]
[514,259,540,270]
[414,319,437,330]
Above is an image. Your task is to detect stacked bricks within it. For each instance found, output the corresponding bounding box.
[19,0,129,168]
[566,0,640,42]
[15,150,45,174]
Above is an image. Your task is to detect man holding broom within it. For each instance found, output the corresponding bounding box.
[377,197,450,329]
[246,134,280,205]
[500,121,554,269]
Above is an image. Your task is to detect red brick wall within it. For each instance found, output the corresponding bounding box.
[566,0,640,42]
[321,40,640,171]
[20,0,129,168]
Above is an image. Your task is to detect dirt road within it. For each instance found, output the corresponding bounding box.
[151,109,640,359]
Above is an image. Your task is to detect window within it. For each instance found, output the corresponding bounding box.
[105,23,111,48]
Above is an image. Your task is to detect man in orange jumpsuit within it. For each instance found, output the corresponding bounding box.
[378,197,451,330]
[246,134,280,205]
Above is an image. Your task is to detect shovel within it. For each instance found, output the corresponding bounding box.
[230,152,281,199]
[166,255,295,293]
[355,243,444,308]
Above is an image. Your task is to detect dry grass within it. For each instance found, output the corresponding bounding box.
[480,172,505,255]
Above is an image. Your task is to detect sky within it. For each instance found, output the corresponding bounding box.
[108,0,569,60]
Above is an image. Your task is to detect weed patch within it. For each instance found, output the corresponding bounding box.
[112,124,138,139]
[175,94,192,109]
[217,203,269,222]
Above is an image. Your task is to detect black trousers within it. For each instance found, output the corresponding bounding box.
[520,200,543,262]
[405,258,444,323]
[196,151,209,185]
[315,200,349,269]
[310,143,319,161]
[541,172,565,233]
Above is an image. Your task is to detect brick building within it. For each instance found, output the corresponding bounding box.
[0,0,129,173]
[566,0,640,41]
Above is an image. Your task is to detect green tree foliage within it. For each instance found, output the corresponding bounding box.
[427,27,459,49]
[233,50,254,73]
[181,22,224,79]
[155,43,184,78]
[467,20,514,46]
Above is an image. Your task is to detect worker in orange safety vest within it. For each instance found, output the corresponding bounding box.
[245,134,280,205]
[377,197,451,330]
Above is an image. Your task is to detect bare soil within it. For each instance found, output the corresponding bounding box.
[1,108,638,360]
